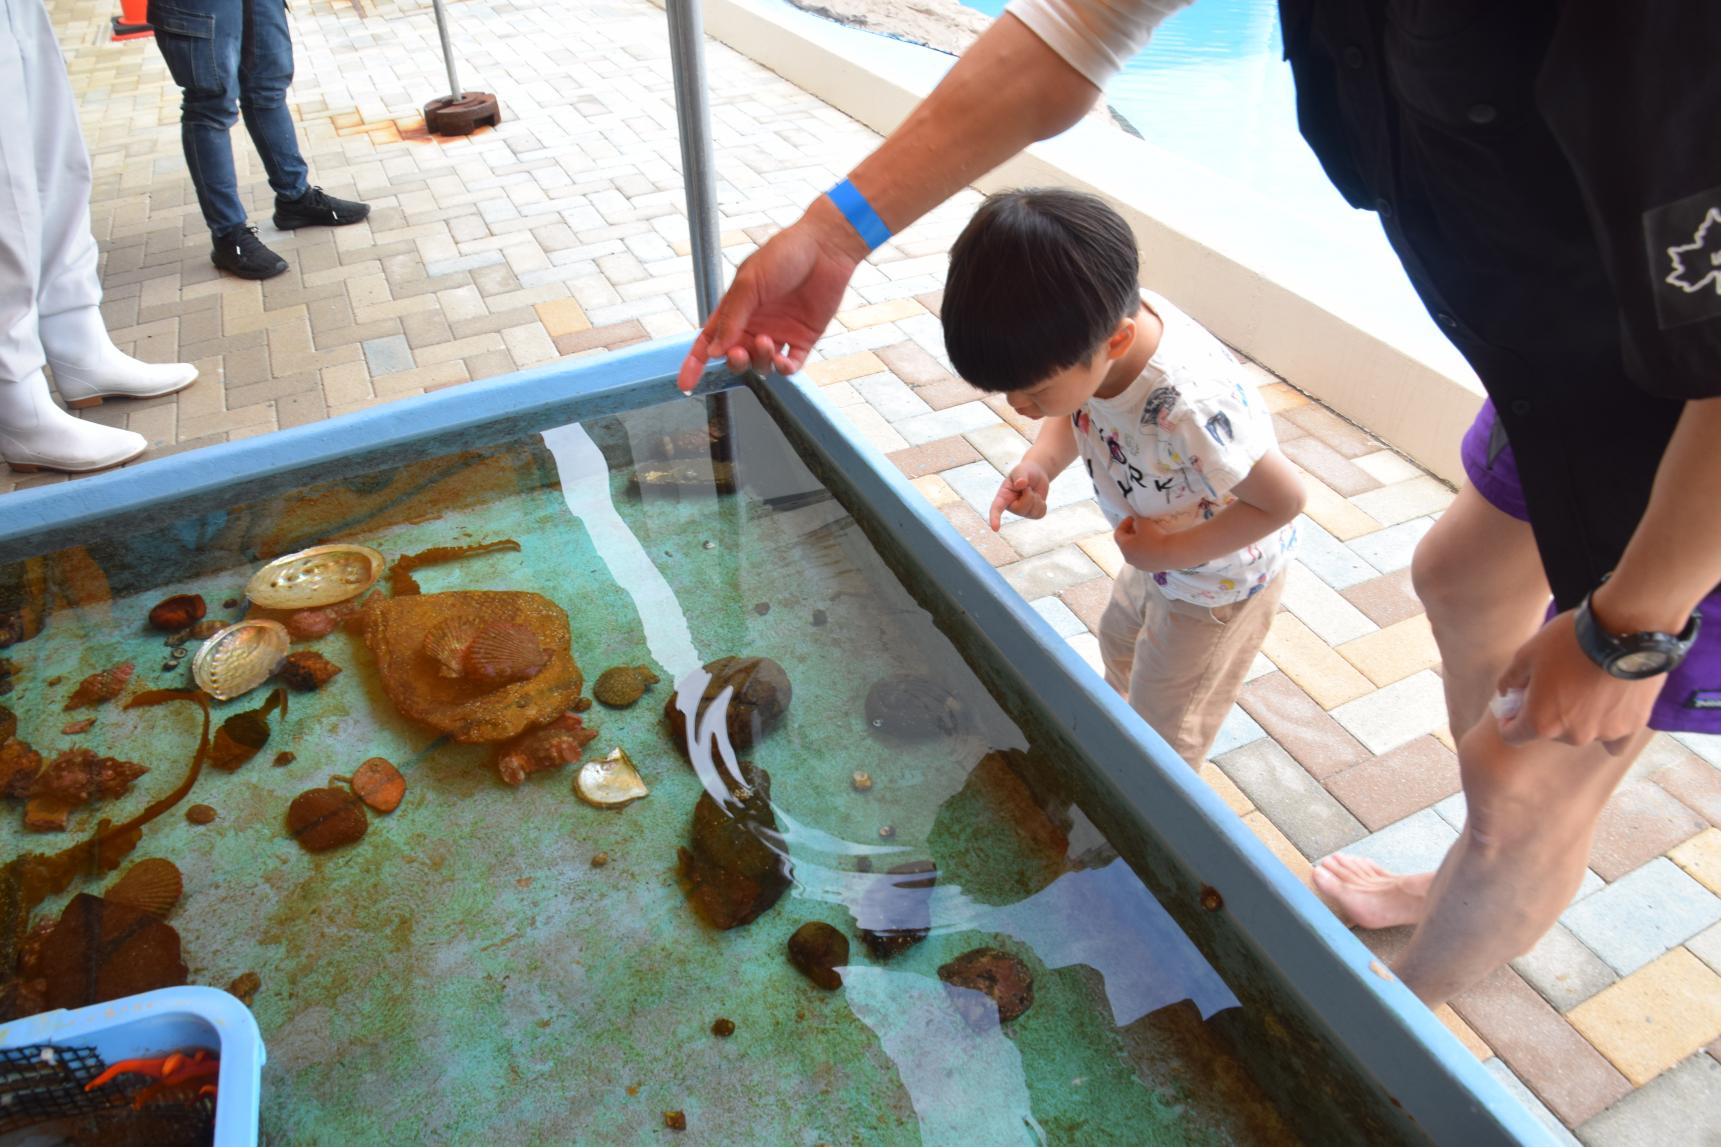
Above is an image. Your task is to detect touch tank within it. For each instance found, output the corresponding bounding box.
[0,342,1549,1145]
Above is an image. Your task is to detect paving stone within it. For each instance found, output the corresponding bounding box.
[983,392,1042,440]
[963,423,1031,475]
[886,435,980,479]
[1281,561,1378,645]
[1562,859,1721,977]
[1348,516,1437,574]
[1292,514,1379,590]
[1030,595,1087,638]
[1244,652,1276,682]
[874,340,951,387]
[1066,632,1105,676]
[1199,761,1254,816]
[1211,705,1267,758]
[897,400,1002,446]
[805,350,885,385]
[1480,1059,1584,1147]
[936,501,1018,567]
[1077,532,1125,579]
[1237,671,1370,780]
[940,458,1007,519]
[1325,736,1461,831]
[1572,1052,1721,1147]
[1295,466,1385,540]
[1341,568,1425,628]
[909,474,960,508]
[1689,924,1721,976]
[836,297,925,329]
[1449,964,1632,1127]
[1282,435,1382,497]
[1214,738,1366,859]
[1588,786,1708,883]
[1569,949,1721,1087]
[1000,501,1111,558]
[1282,403,1381,458]
[1673,734,1721,768]
[1331,670,1449,755]
[1436,1004,1494,1061]
[915,377,985,410]
[1671,829,1721,896]
[998,545,1104,600]
[1259,611,1376,710]
[1336,613,1442,687]
[1242,809,1313,883]
[1058,575,1114,634]
[361,333,414,376]
[1353,449,1425,486]
[1270,412,1307,441]
[852,371,933,421]
[551,319,648,356]
[834,403,908,454]
[1512,923,1620,1014]
[1641,741,1721,827]
[1351,475,1456,527]
[1333,807,1457,873]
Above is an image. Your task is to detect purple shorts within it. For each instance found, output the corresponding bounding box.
[1462,400,1721,733]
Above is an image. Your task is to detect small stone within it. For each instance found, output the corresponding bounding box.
[753,602,771,616]
[710,1017,735,1037]
[61,718,95,736]
[273,751,295,767]
[171,648,187,660]
[223,599,239,610]
[663,1111,686,1132]
[45,676,62,687]
[591,852,609,868]
[186,804,216,825]
[227,971,261,1006]
[160,662,177,673]
[811,609,827,627]
[148,594,206,632]
[573,696,592,712]
[787,921,849,990]
[702,540,715,550]
[877,824,895,840]
[851,771,873,793]
[279,650,341,691]
[938,947,1035,1025]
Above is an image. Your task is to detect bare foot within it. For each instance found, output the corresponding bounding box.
[1311,854,1434,930]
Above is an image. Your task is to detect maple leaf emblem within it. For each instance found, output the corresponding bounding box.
[1666,207,1721,295]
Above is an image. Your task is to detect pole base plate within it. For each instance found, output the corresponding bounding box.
[110,17,153,40]
[423,93,502,136]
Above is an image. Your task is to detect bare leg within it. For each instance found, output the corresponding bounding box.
[1393,720,1651,1004]
[1314,484,1549,927]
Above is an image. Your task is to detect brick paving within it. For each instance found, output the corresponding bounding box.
[24,0,1721,1136]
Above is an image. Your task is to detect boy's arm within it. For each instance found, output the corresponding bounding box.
[990,415,1080,530]
[1115,448,1306,570]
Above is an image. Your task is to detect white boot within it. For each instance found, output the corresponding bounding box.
[38,307,198,409]
[0,369,147,473]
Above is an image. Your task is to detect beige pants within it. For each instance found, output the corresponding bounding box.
[1097,566,1285,769]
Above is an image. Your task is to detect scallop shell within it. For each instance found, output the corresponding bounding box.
[192,620,289,701]
[575,747,649,809]
[246,544,384,610]
[104,858,184,918]
[422,618,480,678]
[460,622,547,685]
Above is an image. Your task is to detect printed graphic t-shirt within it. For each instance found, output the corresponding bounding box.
[1075,291,1296,605]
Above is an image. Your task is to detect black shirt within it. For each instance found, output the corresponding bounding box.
[1280,0,1721,606]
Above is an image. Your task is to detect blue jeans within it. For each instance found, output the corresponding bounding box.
[148,0,310,236]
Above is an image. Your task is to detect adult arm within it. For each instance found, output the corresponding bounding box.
[676,13,1098,390]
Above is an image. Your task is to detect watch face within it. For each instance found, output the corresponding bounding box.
[1614,649,1673,678]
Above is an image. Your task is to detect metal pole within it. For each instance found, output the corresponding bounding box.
[429,0,463,102]
[665,0,722,323]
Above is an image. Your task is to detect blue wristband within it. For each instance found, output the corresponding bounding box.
[827,179,892,251]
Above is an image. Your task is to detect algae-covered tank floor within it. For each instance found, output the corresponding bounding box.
[0,391,1300,1145]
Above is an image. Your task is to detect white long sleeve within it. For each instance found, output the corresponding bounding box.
[1004,0,1194,87]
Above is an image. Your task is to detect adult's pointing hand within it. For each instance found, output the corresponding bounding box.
[676,198,868,391]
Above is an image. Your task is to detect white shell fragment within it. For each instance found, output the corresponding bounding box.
[192,619,290,701]
[575,748,650,809]
[246,544,384,610]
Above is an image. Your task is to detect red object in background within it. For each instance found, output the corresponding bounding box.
[111,0,152,40]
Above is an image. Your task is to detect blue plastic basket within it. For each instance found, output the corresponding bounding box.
[0,986,264,1145]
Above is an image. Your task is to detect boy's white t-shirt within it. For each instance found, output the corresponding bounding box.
[1074,291,1296,606]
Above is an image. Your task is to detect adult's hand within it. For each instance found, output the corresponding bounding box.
[1495,610,1663,753]
[676,199,867,391]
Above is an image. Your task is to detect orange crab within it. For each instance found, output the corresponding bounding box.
[84,1048,220,1109]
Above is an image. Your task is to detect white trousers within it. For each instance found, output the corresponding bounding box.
[0,0,102,383]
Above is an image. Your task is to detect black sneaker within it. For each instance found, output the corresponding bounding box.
[211,226,289,280]
[273,186,370,230]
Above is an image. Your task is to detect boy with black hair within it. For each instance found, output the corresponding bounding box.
[943,188,1304,768]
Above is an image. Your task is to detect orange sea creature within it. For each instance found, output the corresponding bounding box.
[148,595,206,633]
[493,713,597,786]
[279,650,341,691]
[64,662,134,710]
[350,757,405,813]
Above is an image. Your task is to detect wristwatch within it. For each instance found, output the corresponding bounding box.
[1574,582,1702,680]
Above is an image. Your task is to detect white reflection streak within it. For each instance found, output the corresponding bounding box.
[843,966,1047,1147]
[539,422,701,679]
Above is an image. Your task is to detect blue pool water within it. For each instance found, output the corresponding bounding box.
[959,0,1359,231]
